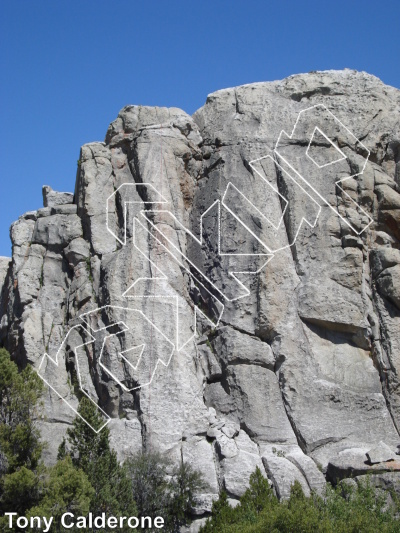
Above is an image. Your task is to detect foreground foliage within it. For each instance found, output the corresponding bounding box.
[0,348,44,472]
[27,456,94,524]
[1,347,399,532]
[0,349,206,532]
[126,450,207,531]
[60,397,137,523]
[200,467,400,533]
[0,350,95,531]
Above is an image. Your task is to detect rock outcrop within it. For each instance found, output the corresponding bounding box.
[1,69,400,513]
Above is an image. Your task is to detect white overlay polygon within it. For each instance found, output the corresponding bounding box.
[306,126,347,168]
[274,104,373,235]
[37,103,374,430]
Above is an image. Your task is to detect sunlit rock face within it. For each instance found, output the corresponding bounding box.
[1,70,400,510]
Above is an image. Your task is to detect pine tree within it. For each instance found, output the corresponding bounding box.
[125,450,170,520]
[1,466,43,515]
[64,397,136,518]
[27,456,94,531]
[0,348,44,472]
[0,349,45,518]
[167,460,208,531]
[125,451,207,532]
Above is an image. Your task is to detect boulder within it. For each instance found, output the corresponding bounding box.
[327,448,400,485]
[32,214,82,249]
[42,185,74,207]
[286,449,326,494]
[222,450,266,497]
[366,441,396,465]
[64,237,90,266]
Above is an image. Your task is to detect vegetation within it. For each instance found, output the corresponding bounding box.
[0,348,44,472]
[200,467,400,533]
[166,459,207,530]
[0,348,206,532]
[26,456,94,526]
[1,347,400,532]
[126,450,207,531]
[61,397,137,520]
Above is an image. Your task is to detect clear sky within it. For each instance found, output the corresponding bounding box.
[1,0,399,256]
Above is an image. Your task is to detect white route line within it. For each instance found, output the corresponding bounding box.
[305,126,347,169]
[140,206,272,303]
[124,216,224,351]
[106,183,168,246]
[222,182,288,232]
[37,325,111,433]
[231,156,321,254]
[79,306,175,392]
[274,103,373,235]
[37,103,375,431]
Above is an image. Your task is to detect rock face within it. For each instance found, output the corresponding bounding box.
[1,70,400,511]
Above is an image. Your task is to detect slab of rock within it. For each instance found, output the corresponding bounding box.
[10,216,35,247]
[286,449,326,494]
[64,237,90,266]
[225,365,297,444]
[222,450,266,497]
[32,214,82,249]
[108,418,142,462]
[204,382,237,416]
[211,327,275,369]
[370,248,400,278]
[182,437,219,514]
[197,343,222,381]
[297,278,367,336]
[235,430,259,455]
[215,433,238,459]
[221,421,240,439]
[376,265,400,310]
[50,204,77,215]
[21,210,38,221]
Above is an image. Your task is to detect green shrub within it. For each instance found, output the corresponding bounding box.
[200,467,400,533]
[126,451,207,532]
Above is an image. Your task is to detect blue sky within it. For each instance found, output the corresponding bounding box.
[1,0,399,256]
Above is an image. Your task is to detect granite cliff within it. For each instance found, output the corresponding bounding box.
[1,70,400,520]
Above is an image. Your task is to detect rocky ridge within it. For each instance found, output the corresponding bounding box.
[0,70,400,520]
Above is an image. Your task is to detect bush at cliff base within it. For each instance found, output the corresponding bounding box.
[200,467,400,533]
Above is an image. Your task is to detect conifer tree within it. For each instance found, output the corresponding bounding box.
[0,349,45,518]
[0,348,44,472]
[64,397,136,518]
[167,460,207,531]
[27,456,94,531]
[126,451,207,532]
